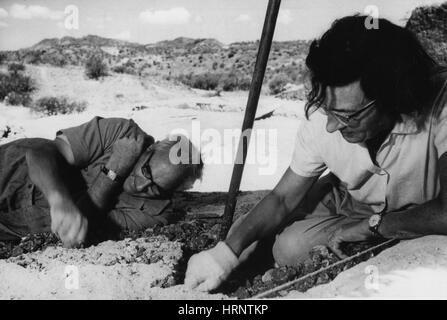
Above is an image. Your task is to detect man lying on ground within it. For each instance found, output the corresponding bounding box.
[185,15,447,291]
[0,116,203,247]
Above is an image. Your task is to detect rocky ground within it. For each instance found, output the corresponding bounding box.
[0,190,395,299]
[285,235,447,299]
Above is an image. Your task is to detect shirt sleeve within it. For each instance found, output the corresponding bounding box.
[289,117,326,177]
[56,117,154,168]
[434,87,447,158]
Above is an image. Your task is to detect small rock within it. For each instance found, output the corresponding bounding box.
[261,269,275,283]
[315,273,331,285]
[279,290,288,297]
[271,267,290,283]
[11,246,24,257]
[310,245,330,257]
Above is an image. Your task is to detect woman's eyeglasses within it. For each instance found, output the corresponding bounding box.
[319,99,377,126]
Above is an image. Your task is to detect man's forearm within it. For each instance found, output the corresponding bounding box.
[26,139,73,206]
[380,198,447,239]
[26,139,123,215]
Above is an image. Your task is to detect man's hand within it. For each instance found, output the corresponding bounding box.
[50,196,88,248]
[184,241,239,292]
[327,219,375,259]
[107,135,146,177]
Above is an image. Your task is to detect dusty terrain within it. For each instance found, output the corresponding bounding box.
[285,236,447,299]
[0,235,226,299]
[2,23,447,298]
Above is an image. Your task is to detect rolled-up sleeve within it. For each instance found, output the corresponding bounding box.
[56,117,152,168]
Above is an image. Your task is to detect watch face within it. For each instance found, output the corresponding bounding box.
[108,170,118,181]
[369,214,381,227]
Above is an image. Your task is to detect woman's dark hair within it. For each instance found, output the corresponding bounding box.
[305,15,438,123]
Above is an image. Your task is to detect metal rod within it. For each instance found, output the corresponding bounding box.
[250,239,398,299]
[220,0,282,240]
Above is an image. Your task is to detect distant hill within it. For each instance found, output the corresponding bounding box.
[406,1,447,65]
[146,37,224,54]
[2,34,310,92]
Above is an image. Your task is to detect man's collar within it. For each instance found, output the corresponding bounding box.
[391,114,420,135]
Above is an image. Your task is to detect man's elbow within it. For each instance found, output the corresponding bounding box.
[25,139,65,173]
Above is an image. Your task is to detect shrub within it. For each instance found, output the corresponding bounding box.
[32,96,87,116]
[112,65,126,74]
[220,72,239,91]
[193,73,220,90]
[8,63,25,74]
[85,56,108,80]
[0,69,36,106]
[177,72,221,90]
[220,72,251,91]
[269,73,291,94]
[5,91,33,106]
[177,71,252,91]
[0,53,6,65]
[112,60,137,74]
[237,76,252,91]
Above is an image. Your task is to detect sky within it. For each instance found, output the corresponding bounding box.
[0,0,445,50]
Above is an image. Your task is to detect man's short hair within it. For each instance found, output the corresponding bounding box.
[304,15,439,125]
[153,135,203,192]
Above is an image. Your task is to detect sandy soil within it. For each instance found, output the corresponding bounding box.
[0,235,226,300]
[2,64,447,299]
[1,64,304,192]
[286,236,447,299]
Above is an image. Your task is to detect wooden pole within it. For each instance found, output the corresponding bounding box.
[220,0,281,240]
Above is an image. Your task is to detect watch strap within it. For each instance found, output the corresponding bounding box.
[369,214,384,238]
[101,166,123,184]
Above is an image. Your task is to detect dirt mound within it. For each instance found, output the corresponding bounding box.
[0,191,398,299]
[0,235,225,299]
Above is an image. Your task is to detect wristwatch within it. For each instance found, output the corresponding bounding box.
[368,213,384,237]
[101,166,123,184]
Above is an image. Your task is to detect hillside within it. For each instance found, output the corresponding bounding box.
[1,1,445,94]
[3,35,310,90]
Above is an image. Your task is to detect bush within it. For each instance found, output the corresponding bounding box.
[32,96,87,116]
[177,72,221,90]
[112,65,127,74]
[5,91,33,106]
[0,69,36,106]
[220,72,251,91]
[0,53,6,65]
[112,60,136,75]
[177,71,252,91]
[269,74,291,94]
[85,56,108,80]
[8,63,25,74]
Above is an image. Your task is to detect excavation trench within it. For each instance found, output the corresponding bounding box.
[0,191,397,299]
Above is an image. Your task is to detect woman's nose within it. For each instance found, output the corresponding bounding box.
[326,113,346,133]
